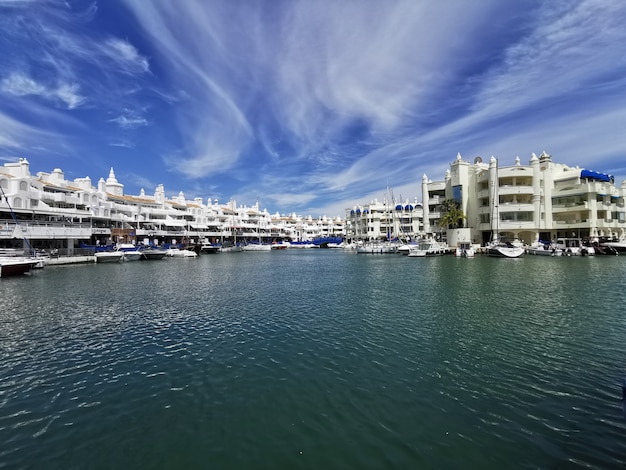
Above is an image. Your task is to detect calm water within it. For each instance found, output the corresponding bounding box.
[1,251,625,469]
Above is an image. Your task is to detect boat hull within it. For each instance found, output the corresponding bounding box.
[488,246,525,258]
[94,252,124,263]
[0,257,37,277]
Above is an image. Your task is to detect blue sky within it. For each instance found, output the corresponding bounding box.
[1,0,625,218]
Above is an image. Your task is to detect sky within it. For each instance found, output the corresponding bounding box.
[1,0,626,218]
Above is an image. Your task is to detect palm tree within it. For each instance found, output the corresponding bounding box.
[438,199,466,230]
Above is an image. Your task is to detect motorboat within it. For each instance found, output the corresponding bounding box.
[592,237,626,255]
[242,242,272,252]
[220,241,243,253]
[140,248,167,260]
[526,241,562,256]
[115,243,142,261]
[407,239,447,257]
[271,241,290,250]
[555,238,594,256]
[455,241,476,258]
[0,256,39,277]
[355,241,398,254]
[166,248,198,258]
[200,242,221,254]
[94,251,124,263]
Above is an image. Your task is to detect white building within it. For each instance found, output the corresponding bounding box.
[345,151,626,247]
[0,159,345,254]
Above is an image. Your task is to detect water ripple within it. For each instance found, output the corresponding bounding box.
[1,254,625,468]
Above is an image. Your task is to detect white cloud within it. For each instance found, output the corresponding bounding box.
[110,112,148,129]
[101,38,151,74]
[1,72,85,109]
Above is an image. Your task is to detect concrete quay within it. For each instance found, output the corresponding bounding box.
[46,256,95,266]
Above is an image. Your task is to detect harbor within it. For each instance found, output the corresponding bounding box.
[1,250,625,468]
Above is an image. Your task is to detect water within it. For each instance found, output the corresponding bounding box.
[1,251,625,469]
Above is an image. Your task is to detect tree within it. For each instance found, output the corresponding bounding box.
[438,199,466,230]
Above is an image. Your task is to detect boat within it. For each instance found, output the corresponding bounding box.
[355,241,398,254]
[407,239,447,257]
[219,241,243,253]
[166,248,198,258]
[487,239,525,258]
[526,241,562,256]
[597,238,626,254]
[288,241,316,249]
[271,241,290,250]
[555,238,594,256]
[140,248,167,260]
[94,251,124,263]
[0,256,39,278]
[116,243,142,261]
[242,242,272,252]
[200,242,221,254]
[455,241,476,258]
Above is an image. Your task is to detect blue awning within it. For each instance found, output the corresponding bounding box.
[581,169,614,183]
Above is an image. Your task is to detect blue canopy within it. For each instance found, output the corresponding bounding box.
[581,169,614,183]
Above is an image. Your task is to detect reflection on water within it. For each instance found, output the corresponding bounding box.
[1,252,625,468]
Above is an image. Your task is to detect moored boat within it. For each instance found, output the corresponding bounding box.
[94,251,124,263]
[166,248,198,258]
[355,241,398,254]
[140,248,167,260]
[455,241,476,258]
[526,241,562,256]
[555,238,594,256]
[407,239,447,257]
[487,240,525,258]
[0,256,39,277]
[242,242,272,251]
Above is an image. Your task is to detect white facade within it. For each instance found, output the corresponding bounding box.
[434,151,626,245]
[0,159,345,253]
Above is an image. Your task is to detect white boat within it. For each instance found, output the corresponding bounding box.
[242,242,272,252]
[0,256,39,277]
[271,241,290,250]
[487,240,525,258]
[355,241,398,254]
[166,248,198,258]
[94,251,124,263]
[116,243,142,261]
[407,239,447,257]
[220,242,243,253]
[555,238,594,256]
[526,242,562,256]
[455,241,475,258]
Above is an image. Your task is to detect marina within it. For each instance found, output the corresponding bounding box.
[1,250,625,468]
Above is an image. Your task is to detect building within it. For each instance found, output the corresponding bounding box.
[0,159,345,254]
[432,151,626,246]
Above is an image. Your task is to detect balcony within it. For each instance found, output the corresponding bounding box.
[551,202,589,213]
[498,185,534,196]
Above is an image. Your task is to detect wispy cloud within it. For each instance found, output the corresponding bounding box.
[1,0,626,216]
[1,72,85,109]
[109,110,148,129]
[100,38,151,75]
